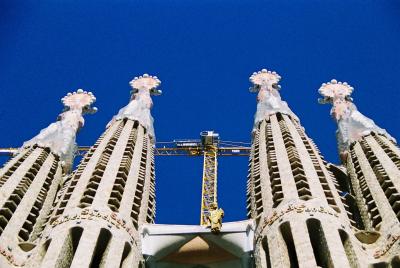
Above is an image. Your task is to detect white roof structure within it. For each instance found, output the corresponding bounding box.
[141,220,254,268]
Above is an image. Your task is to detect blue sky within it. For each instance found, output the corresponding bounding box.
[0,0,399,225]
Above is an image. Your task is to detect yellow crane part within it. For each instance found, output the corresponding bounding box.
[200,145,218,226]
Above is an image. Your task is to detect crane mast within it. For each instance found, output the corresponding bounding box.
[199,132,220,227]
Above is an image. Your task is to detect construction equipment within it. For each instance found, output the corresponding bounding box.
[0,131,250,229]
[199,131,220,227]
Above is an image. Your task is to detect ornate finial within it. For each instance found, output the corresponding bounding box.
[249,69,281,92]
[23,89,97,172]
[61,89,97,111]
[249,68,299,126]
[318,79,354,99]
[318,79,395,158]
[318,79,355,121]
[129,74,162,96]
[109,74,162,138]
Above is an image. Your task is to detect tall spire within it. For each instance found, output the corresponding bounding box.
[108,74,162,138]
[37,75,161,268]
[248,70,359,268]
[249,69,299,129]
[318,79,394,154]
[22,89,97,172]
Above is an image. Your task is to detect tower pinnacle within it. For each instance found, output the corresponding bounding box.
[249,69,281,90]
[61,89,97,111]
[22,89,97,172]
[249,69,298,127]
[318,79,354,121]
[129,73,162,95]
[318,79,394,154]
[108,74,161,137]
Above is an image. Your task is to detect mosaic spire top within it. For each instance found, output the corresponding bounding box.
[250,69,299,127]
[109,74,162,138]
[319,79,394,153]
[23,89,97,171]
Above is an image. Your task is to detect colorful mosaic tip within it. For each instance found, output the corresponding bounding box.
[318,79,354,99]
[129,74,162,95]
[249,69,281,86]
[61,89,97,110]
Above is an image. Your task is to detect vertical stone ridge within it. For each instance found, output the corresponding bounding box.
[277,115,312,201]
[107,122,139,212]
[265,120,283,209]
[79,120,126,208]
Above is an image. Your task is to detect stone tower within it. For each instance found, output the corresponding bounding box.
[247,69,360,267]
[0,89,96,267]
[33,74,160,268]
[319,79,400,266]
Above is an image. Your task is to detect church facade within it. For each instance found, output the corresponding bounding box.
[0,70,399,267]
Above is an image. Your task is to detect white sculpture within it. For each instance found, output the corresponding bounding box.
[22,89,97,172]
[250,69,299,130]
[108,74,161,138]
[319,79,395,154]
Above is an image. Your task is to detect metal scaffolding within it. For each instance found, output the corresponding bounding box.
[200,144,218,226]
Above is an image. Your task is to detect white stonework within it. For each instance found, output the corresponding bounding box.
[318,79,395,154]
[250,69,299,130]
[23,90,97,172]
[108,74,161,138]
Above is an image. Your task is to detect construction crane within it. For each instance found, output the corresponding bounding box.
[0,131,250,232]
[199,131,220,228]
